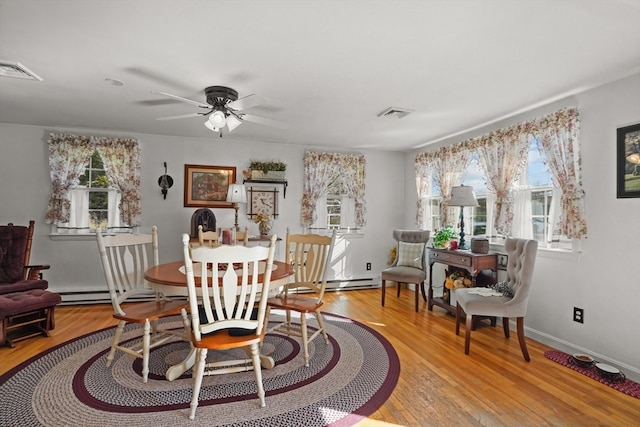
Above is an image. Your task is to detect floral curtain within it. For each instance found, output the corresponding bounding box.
[45,134,94,224]
[337,153,367,226]
[414,153,431,227]
[431,145,471,228]
[301,151,367,227]
[95,137,142,226]
[45,133,142,227]
[475,125,530,235]
[534,108,587,239]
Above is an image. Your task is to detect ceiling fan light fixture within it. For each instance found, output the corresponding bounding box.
[209,110,226,128]
[226,115,242,132]
[204,120,219,132]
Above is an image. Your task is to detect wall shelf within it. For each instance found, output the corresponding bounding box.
[243,179,288,198]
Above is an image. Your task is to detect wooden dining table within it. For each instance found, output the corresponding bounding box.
[144,260,294,381]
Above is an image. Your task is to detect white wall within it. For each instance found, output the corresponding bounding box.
[0,125,405,297]
[405,73,640,380]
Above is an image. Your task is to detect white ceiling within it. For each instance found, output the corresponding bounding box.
[1,0,639,152]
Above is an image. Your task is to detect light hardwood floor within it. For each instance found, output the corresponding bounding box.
[1,288,638,426]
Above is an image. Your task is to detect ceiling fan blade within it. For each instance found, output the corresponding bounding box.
[156,112,205,121]
[227,94,266,111]
[241,114,289,129]
[151,91,209,108]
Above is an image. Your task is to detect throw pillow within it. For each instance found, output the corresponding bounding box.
[492,281,514,298]
[396,242,424,269]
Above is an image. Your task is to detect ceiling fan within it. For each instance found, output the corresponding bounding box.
[152,86,287,133]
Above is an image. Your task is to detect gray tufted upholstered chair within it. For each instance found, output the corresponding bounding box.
[381,229,430,312]
[454,237,538,360]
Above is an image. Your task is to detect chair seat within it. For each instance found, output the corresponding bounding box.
[455,288,528,319]
[192,328,264,350]
[267,295,323,313]
[113,299,189,323]
[381,266,426,283]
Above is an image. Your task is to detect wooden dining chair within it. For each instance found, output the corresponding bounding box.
[181,233,277,420]
[266,229,336,367]
[236,226,249,246]
[96,227,190,383]
[197,225,219,247]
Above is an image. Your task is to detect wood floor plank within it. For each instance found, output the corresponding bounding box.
[1,288,638,426]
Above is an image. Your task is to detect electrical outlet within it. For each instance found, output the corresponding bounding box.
[366,262,371,271]
[497,254,508,270]
[573,307,584,323]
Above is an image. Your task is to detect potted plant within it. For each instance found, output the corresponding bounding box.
[432,225,456,249]
[248,160,287,180]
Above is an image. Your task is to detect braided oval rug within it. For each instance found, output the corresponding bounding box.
[0,312,399,427]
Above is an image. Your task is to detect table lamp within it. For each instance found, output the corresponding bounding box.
[448,185,479,250]
[226,184,247,231]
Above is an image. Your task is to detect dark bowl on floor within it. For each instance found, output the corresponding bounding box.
[571,354,594,367]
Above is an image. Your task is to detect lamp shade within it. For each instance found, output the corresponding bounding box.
[226,115,242,132]
[449,185,479,207]
[209,110,227,128]
[203,120,219,132]
[226,184,247,204]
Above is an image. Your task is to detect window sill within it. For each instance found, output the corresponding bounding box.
[307,229,364,239]
[49,233,97,241]
[489,243,582,262]
[49,229,136,241]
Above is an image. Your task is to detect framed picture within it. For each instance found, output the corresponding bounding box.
[184,164,236,207]
[247,187,279,218]
[616,123,640,199]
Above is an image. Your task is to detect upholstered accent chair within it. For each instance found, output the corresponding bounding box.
[381,229,430,312]
[454,237,538,361]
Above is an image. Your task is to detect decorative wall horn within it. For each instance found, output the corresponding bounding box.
[158,162,174,199]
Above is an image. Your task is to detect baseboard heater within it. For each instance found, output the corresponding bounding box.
[325,278,379,291]
[56,290,154,305]
[56,278,380,305]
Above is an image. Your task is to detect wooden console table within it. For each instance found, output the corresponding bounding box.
[428,248,497,315]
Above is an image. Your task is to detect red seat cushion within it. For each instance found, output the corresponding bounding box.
[0,289,61,318]
[0,279,48,295]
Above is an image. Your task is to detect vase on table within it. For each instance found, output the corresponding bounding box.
[259,220,272,236]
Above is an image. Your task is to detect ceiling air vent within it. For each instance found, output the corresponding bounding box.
[377,107,414,119]
[0,61,43,81]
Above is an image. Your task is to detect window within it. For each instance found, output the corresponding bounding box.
[416,108,585,248]
[421,139,570,249]
[310,195,358,231]
[76,150,111,231]
[326,197,342,229]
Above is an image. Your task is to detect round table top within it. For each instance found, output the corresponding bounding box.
[144,260,293,288]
